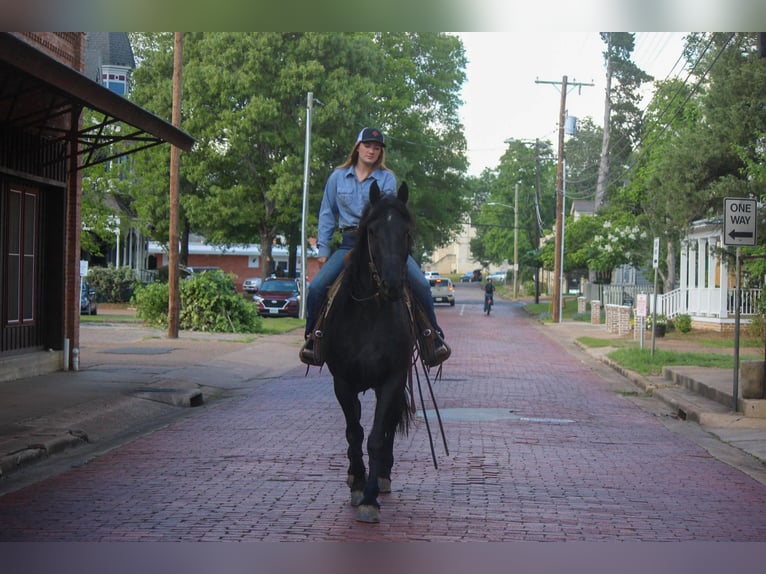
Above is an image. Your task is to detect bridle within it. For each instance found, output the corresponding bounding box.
[350,211,411,303]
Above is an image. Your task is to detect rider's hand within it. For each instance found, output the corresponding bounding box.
[318,256,327,266]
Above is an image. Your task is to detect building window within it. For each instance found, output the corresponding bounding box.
[101,66,129,96]
[5,188,37,325]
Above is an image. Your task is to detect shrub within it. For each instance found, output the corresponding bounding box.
[86,265,137,303]
[749,296,766,343]
[131,270,262,333]
[674,313,692,333]
[131,281,169,326]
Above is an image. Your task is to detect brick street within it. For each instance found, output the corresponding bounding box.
[1,284,766,541]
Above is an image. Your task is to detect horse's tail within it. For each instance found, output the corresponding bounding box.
[396,385,412,436]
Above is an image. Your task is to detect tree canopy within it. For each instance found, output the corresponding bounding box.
[119,32,468,276]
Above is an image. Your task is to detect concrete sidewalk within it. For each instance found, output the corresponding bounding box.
[536,320,766,467]
[2,313,766,491]
[0,322,305,491]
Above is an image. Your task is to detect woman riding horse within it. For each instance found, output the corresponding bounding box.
[300,127,449,368]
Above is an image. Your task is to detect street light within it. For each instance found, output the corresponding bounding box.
[487,184,519,298]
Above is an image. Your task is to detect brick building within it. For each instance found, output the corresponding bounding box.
[0,33,193,381]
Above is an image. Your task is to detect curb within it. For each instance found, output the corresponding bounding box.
[0,431,89,478]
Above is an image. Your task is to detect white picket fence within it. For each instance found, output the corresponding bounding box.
[585,284,762,319]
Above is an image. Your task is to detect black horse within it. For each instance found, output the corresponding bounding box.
[323,180,415,523]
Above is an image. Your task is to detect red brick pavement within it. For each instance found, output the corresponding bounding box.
[1,284,766,541]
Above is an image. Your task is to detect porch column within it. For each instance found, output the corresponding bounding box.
[679,240,688,313]
[720,238,730,319]
[697,238,706,289]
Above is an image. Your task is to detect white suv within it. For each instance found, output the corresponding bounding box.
[429,277,455,306]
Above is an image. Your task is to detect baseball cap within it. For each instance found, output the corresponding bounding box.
[356,127,385,147]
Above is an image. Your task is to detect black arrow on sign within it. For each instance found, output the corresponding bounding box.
[728,229,754,240]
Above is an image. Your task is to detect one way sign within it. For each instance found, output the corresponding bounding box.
[724,197,757,246]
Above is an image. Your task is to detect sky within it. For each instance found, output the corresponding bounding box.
[457,32,689,176]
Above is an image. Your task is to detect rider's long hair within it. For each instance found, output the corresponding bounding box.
[337,141,390,172]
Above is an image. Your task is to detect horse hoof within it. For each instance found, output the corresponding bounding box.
[350,490,364,506]
[356,505,381,523]
[378,477,391,493]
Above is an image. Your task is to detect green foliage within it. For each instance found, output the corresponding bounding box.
[86,266,137,303]
[131,271,263,333]
[125,32,469,276]
[131,281,169,326]
[674,314,692,333]
[178,271,261,332]
[748,295,766,344]
[607,347,744,376]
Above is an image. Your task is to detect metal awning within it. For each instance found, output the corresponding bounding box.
[0,33,194,170]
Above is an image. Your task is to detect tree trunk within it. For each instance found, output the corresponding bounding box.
[666,240,676,291]
[259,229,276,277]
[595,35,612,210]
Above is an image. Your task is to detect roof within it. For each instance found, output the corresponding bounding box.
[0,32,194,169]
[86,33,136,72]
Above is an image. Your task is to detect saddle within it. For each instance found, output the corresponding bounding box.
[300,272,450,369]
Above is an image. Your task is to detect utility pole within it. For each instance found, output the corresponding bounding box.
[299,92,313,320]
[513,182,519,299]
[168,32,183,339]
[536,75,593,323]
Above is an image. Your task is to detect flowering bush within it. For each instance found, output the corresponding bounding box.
[589,220,648,272]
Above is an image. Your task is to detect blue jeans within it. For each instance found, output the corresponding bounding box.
[305,233,443,339]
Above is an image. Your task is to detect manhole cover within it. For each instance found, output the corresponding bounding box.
[418,408,575,424]
[103,347,176,355]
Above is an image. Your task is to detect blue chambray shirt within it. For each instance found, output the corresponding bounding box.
[316,165,397,258]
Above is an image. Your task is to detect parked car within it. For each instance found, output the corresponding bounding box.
[252,278,301,317]
[80,279,98,315]
[423,271,441,280]
[429,277,455,306]
[461,269,482,282]
[242,277,262,293]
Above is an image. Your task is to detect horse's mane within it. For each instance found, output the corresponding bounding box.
[346,193,414,276]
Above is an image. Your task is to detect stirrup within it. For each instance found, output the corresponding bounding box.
[299,331,324,367]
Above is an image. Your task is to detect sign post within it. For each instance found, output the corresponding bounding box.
[651,237,660,356]
[723,197,757,412]
[636,293,647,350]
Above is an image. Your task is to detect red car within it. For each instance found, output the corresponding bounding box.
[252,278,301,317]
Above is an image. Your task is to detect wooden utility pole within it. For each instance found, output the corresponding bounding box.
[168,32,184,338]
[536,75,593,323]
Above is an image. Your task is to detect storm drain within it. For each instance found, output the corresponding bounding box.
[132,387,204,407]
[418,408,575,424]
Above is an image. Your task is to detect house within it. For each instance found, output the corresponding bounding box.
[147,235,320,290]
[427,220,485,277]
[659,218,760,331]
[0,33,193,381]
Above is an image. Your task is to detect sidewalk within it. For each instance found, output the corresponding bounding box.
[536,319,766,467]
[2,310,766,491]
[0,320,305,491]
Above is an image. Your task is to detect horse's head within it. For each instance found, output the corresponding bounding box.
[358,181,412,301]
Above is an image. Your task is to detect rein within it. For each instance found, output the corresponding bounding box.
[349,229,381,302]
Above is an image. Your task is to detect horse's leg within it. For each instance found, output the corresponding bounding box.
[377,425,395,494]
[357,379,403,523]
[333,378,366,506]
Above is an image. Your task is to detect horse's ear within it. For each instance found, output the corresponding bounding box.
[369,180,381,204]
[397,182,409,204]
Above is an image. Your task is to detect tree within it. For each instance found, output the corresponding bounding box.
[124,33,468,277]
[471,139,556,288]
[594,33,653,209]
